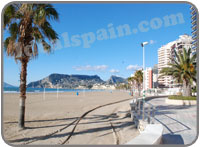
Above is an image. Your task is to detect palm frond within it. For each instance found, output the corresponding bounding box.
[190,53,196,63]
[45,5,59,21]
[183,48,187,61]
[42,40,51,53]
[40,21,58,41]
[32,27,43,41]
[9,23,18,40]
[3,5,16,28]
[33,42,38,57]
[4,37,11,51]
[6,39,16,56]
[174,50,180,63]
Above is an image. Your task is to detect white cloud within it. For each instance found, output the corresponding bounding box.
[110,69,120,73]
[126,64,142,71]
[73,65,108,71]
[94,65,108,71]
[149,40,157,45]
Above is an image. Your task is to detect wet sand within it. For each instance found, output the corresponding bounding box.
[2,91,139,145]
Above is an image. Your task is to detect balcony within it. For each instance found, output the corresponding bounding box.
[191,9,196,15]
[191,19,197,25]
[192,35,197,41]
[190,6,194,10]
[192,45,197,50]
[192,30,197,36]
[192,25,197,31]
[191,14,197,20]
[192,40,197,44]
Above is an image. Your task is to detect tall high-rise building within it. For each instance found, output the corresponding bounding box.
[158,35,192,87]
[190,5,197,53]
[158,41,175,87]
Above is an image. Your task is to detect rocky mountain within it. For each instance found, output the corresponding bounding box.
[107,75,127,85]
[3,82,16,88]
[27,73,104,89]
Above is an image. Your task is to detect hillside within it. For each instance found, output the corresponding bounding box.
[27,73,104,89]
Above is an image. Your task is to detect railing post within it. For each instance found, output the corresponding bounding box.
[130,100,135,121]
[135,101,137,113]
[152,106,156,124]
[142,102,145,121]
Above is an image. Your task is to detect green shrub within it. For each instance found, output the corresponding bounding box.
[192,86,197,93]
[168,95,196,100]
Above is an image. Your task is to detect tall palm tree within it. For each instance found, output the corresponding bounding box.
[159,48,196,96]
[128,70,143,96]
[133,70,143,96]
[4,4,59,129]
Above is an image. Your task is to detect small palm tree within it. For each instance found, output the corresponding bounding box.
[159,48,196,96]
[4,4,59,129]
[127,76,134,88]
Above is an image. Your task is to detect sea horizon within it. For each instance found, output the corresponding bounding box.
[3,87,105,93]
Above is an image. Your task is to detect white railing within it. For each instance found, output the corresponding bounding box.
[130,98,157,126]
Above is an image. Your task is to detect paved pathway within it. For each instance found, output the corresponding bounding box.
[147,97,197,145]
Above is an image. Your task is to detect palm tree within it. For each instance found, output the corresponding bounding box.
[128,70,143,96]
[128,76,134,95]
[128,77,133,87]
[159,48,196,96]
[4,4,59,129]
[133,70,143,96]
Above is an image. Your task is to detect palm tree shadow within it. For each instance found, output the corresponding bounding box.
[8,111,135,144]
[5,117,79,124]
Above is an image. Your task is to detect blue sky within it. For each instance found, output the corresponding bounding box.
[3,3,192,86]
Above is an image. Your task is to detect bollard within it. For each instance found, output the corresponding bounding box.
[138,100,141,115]
[43,87,45,100]
[135,101,137,113]
[130,100,137,121]
[131,110,134,120]
[142,102,145,121]
[147,106,151,124]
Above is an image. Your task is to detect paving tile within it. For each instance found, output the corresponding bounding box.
[146,97,197,145]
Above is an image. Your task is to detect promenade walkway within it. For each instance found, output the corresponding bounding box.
[147,97,197,145]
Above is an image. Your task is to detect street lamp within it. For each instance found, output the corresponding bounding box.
[141,41,148,101]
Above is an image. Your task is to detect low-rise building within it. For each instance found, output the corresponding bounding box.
[144,67,153,89]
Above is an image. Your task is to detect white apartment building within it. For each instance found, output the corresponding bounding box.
[158,35,192,87]
[158,41,175,87]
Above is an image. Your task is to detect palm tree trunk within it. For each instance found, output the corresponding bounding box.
[182,80,191,97]
[19,58,28,129]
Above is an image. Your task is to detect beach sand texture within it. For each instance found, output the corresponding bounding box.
[2,91,139,145]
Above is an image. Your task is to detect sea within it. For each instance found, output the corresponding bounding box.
[4,87,105,93]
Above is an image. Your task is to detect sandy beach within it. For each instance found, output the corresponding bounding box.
[2,91,139,145]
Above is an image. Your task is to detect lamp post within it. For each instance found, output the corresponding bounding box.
[141,41,148,120]
[141,42,148,101]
